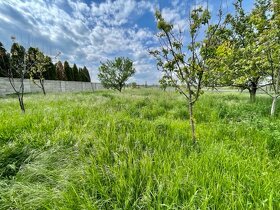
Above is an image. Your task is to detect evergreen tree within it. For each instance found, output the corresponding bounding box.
[72,63,80,81]
[0,42,10,77]
[44,56,56,80]
[84,66,91,82]
[64,61,73,81]
[56,61,66,80]
[78,67,83,81]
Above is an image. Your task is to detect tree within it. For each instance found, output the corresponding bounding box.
[10,42,26,78]
[72,64,80,81]
[4,39,28,113]
[251,0,280,115]
[0,42,10,77]
[64,61,73,81]
[78,67,83,81]
[27,47,48,95]
[44,56,56,80]
[98,57,135,92]
[216,0,269,102]
[150,8,221,145]
[83,66,91,82]
[131,82,137,89]
[56,61,66,80]
[79,66,91,82]
[159,77,168,91]
[267,0,280,116]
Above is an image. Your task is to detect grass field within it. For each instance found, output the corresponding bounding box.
[0,89,280,209]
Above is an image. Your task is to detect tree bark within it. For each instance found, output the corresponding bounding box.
[18,94,25,113]
[40,79,46,95]
[189,102,197,145]
[249,86,257,103]
[271,96,277,116]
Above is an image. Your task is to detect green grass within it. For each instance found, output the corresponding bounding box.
[0,89,280,209]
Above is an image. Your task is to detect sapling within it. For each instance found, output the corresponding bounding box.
[150,8,221,145]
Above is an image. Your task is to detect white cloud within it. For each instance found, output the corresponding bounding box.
[0,0,161,83]
[0,0,223,84]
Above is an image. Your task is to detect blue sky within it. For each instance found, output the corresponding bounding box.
[0,0,254,84]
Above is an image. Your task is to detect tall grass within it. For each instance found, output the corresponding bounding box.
[0,89,279,209]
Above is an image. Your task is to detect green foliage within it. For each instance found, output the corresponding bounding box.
[159,77,168,91]
[64,61,73,81]
[0,90,280,209]
[98,57,135,92]
[0,42,10,77]
[72,63,80,81]
[43,56,56,80]
[55,61,66,80]
[78,67,91,82]
[151,7,219,144]
[10,42,26,78]
[0,40,90,82]
[27,48,46,79]
[207,0,273,102]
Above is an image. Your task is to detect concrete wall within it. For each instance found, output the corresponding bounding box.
[0,77,103,96]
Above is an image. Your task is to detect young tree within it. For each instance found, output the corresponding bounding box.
[131,82,137,89]
[4,39,28,113]
[27,47,49,95]
[98,57,135,92]
[150,8,221,145]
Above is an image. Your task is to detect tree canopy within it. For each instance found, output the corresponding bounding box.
[98,57,135,92]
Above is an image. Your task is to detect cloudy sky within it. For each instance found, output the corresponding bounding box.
[0,0,254,84]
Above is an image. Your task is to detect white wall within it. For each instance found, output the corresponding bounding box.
[0,77,103,96]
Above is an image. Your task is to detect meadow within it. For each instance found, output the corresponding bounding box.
[0,89,279,209]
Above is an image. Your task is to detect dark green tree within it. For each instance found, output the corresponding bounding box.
[78,67,83,81]
[72,63,80,81]
[44,56,56,80]
[83,66,91,82]
[64,61,73,81]
[0,42,10,77]
[98,57,135,92]
[79,66,91,82]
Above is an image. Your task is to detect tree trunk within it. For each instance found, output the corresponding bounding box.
[271,96,277,116]
[40,79,46,95]
[189,102,197,145]
[249,86,257,103]
[18,94,25,113]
